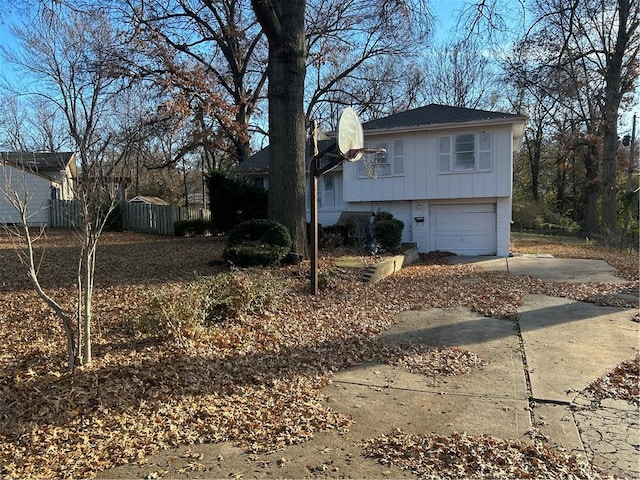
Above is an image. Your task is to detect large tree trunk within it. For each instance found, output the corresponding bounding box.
[252,0,308,256]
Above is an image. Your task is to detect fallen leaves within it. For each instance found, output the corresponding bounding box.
[381,343,485,376]
[362,429,608,479]
[0,230,637,479]
[584,355,640,406]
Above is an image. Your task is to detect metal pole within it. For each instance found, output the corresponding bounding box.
[310,166,319,294]
[310,121,319,295]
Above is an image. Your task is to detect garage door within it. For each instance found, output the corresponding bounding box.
[430,204,497,255]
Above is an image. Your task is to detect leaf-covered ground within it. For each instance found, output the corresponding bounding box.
[0,230,637,479]
[362,430,607,479]
[585,355,640,406]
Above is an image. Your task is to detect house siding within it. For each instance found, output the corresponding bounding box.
[343,125,514,203]
[1,163,52,226]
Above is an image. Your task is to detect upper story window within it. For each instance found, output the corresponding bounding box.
[438,132,491,173]
[357,138,405,178]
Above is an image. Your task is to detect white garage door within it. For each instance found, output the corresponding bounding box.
[430,204,497,255]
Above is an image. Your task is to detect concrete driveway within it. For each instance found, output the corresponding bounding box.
[445,254,627,283]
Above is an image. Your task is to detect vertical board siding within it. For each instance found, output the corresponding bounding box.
[49,200,211,236]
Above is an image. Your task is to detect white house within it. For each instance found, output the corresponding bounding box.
[239,104,526,257]
[0,152,77,226]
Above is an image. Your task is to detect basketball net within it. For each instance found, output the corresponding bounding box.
[361,148,387,178]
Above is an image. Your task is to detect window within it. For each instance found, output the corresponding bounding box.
[320,174,334,209]
[438,132,492,173]
[393,139,404,175]
[357,139,404,178]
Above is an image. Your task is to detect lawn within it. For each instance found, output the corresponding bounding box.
[0,229,637,479]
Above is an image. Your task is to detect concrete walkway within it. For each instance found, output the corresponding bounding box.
[100,257,639,479]
[518,294,639,477]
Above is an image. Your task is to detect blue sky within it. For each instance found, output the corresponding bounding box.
[431,0,469,38]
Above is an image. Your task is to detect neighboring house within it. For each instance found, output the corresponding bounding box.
[0,151,77,226]
[128,195,170,206]
[238,104,526,257]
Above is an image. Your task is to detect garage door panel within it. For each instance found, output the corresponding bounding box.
[430,204,497,255]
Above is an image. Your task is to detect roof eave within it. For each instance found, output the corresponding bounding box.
[363,116,528,136]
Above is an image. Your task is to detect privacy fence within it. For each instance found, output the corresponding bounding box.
[50,199,211,236]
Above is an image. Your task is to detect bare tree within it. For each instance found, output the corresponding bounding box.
[1,7,134,367]
[418,38,499,109]
[304,0,431,126]
[503,0,639,237]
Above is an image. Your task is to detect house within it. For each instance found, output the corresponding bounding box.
[238,104,526,257]
[0,151,77,226]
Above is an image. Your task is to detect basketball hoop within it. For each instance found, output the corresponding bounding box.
[337,107,364,162]
[360,148,387,178]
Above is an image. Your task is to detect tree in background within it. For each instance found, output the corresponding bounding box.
[416,38,499,110]
[505,0,639,238]
[304,0,431,125]
[123,0,262,165]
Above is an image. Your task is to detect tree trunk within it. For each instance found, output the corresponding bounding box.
[236,105,252,164]
[600,0,631,237]
[526,128,542,201]
[252,0,308,256]
[583,144,599,236]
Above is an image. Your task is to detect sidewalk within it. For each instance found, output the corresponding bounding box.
[99,257,639,479]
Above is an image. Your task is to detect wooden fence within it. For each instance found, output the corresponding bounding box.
[50,199,211,236]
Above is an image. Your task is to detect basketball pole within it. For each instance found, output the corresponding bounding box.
[310,121,320,295]
[308,109,376,294]
[309,121,344,295]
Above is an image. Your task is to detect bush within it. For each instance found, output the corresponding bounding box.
[136,270,286,345]
[372,212,404,251]
[223,219,292,267]
[207,171,268,233]
[319,224,348,250]
[174,218,213,237]
[513,200,580,232]
[104,203,123,231]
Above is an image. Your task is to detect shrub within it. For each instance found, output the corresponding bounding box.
[207,171,268,233]
[174,218,213,237]
[512,200,580,233]
[372,212,404,251]
[136,270,286,344]
[223,219,292,267]
[104,203,123,231]
[319,224,348,250]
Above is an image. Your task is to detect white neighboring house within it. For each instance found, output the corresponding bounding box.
[238,104,526,257]
[0,152,77,226]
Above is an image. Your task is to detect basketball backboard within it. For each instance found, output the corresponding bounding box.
[337,107,364,162]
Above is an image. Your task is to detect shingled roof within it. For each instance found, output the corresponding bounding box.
[237,139,336,175]
[1,151,76,173]
[362,104,523,131]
